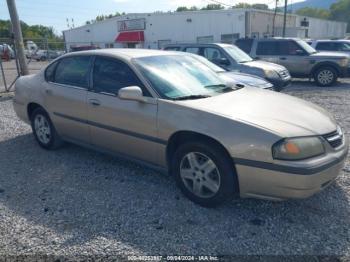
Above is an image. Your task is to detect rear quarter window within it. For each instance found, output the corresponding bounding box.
[45,61,59,82]
[256,41,279,55]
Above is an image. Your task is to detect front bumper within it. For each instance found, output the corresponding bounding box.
[266,77,291,92]
[235,137,349,201]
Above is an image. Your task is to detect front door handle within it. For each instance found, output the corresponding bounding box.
[280,57,287,60]
[89,99,101,106]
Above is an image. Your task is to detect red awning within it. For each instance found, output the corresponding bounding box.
[115,31,144,42]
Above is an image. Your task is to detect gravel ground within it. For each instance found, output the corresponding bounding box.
[0,79,349,259]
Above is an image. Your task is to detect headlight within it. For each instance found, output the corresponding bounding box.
[272,137,325,160]
[339,58,349,67]
[264,69,279,79]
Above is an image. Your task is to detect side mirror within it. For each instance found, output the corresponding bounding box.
[118,86,145,102]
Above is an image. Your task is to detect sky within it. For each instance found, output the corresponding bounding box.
[0,0,305,35]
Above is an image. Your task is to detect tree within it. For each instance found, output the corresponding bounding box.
[176,6,198,12]
[296,7,331,20]
[251,4,269,10]
[330,0,350,32]
[233,3,251,9]
[201,4,224,10]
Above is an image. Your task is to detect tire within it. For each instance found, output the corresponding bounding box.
[314,66,338,87]
[30,107,63,150]
[171,140,238,207]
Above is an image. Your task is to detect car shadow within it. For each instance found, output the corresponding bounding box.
[0,134,349,256]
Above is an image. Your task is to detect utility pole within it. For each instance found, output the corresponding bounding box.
[6,0,29,75]
[282,0,288,37]
[272,0,278,36]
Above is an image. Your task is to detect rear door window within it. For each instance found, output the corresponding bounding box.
[54,56,91,88]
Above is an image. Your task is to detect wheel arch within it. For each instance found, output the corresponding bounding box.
[166,130,236,170]
[311,62,341,77]
[27,102,45,120]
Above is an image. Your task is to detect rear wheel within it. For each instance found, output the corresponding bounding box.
[314,67,337,87]
[172,141,238,207]
[30,107,63,150]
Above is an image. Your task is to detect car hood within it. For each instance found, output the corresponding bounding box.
[242,60,287,72]
[219,71,272,88]
[310,51,350,59]
[179,87,337,137]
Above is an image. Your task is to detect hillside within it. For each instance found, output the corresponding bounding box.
[289,0,338,11]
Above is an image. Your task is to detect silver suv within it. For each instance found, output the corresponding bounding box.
[236,38,350,87]
[164,43,291,91]
[308,40,350,56]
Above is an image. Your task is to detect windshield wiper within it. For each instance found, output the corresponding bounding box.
[205,84,226,87]
[172,95,211,101]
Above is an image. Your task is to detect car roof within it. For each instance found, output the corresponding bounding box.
[313,39,349,42]
[62,48,182,60]
[164,43,233,48]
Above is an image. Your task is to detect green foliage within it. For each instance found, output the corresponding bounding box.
[251,4,269,10]
[296,7,331,19]
[296,0,350,32]
[86,12,125,24]
[201,4,225,10]
[330,0,350,31]
[0,19,63,49]
[233,3,251,8]
[176,6,198,12]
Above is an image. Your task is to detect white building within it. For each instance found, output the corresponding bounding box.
[63,9,347,50]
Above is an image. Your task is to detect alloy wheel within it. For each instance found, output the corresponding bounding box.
[180,152,221,198]
[317,69,334,85]
[34,114,51,144]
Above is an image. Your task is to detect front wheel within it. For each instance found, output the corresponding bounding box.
[30,108,63,150]
[172,141,238,207]
[314,67,338,87]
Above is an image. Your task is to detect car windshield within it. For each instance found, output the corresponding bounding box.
[297,40,317,54]
[189,54,226,73]
[223,45,253,63]
[341,42,350,51]
[134,55,232,100]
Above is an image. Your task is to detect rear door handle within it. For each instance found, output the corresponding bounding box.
[89,99,101,106]
[45,88,53,95]
[280,57,287,60]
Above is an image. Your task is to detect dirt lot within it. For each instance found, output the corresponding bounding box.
[0,61,349,259]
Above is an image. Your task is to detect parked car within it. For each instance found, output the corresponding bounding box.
[235,38,350,87]
[164,43,291,91]
[13,49,348,207]
[0,44,14,61]
[308,40,350,55]
[70,45,99,52]
[32,50,61,61]
[189,53,274,90]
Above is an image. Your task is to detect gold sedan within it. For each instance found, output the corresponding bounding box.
[13,49,348,207]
